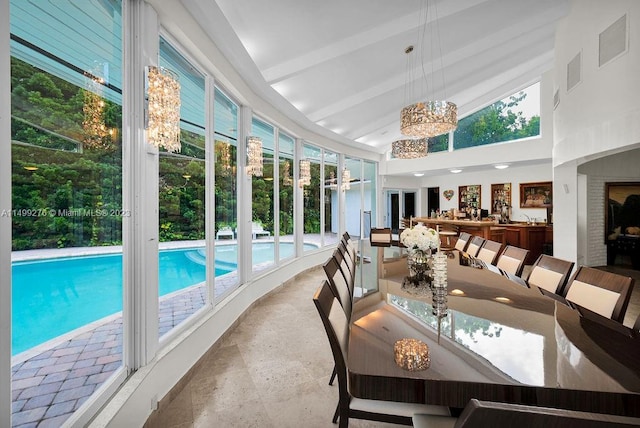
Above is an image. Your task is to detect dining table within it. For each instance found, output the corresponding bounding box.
[348,251,640,417]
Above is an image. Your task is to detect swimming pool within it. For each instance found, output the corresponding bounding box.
[11,242,314,355]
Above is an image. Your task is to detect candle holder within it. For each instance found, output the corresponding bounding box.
[394,338,431,371]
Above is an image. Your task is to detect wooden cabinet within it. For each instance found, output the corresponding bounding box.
[505,225,551,264]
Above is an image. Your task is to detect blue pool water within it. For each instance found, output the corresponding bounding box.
[11,242,313,355]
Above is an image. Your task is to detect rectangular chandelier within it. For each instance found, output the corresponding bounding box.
[246,136,263,176]
[146,66,181,153]
[299,159,311,188]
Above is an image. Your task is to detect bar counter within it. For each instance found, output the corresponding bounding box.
[414,218,551,263]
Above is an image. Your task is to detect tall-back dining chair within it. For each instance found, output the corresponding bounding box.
[334,248,354,291]
[496,245,529,277]
[527,254,575,295]
[339,240,356,285]
[313,281,450,428]
[322,253,353,386]
[454,232,472,252]
[563,266,635,324]
[323,255,353,319]
[370,227,392,247]
[476,239,503,265]
[412,398,640,428]
[465,236,486,257]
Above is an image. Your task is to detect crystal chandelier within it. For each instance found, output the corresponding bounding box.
[82,67,109,149]
[341,168,351,191]
[282,160,293,186]
[218,142,232,176]
[400,101,457,138]
[399,0,457,140]
[391,138,428,159]
[299,159,311,188]
[146,66,181,153]
[246,136,263,176]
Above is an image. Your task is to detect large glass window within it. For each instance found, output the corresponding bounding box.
[158,38,206,339]
[344,157,362,241]
[214,88,239,298]
[10,0,123,425]
[323,150,339,246]
[278,132,295,260]
[453,82,540,149]
[251,118,275,271]
[302,144,322,251]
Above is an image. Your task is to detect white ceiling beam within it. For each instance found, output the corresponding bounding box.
[262,0,492,84]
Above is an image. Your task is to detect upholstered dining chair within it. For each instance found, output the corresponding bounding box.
[563,266,635,324]
[496,245,529,277]
[454,232,472,252]
[335,248,355,292]
[370,227,392,247]
[338,240,356,285]
[313,281,450,428]
[465,236,486,258]
[527,254,575,295]
[412,398,640,428]
[323,253,353,386]
[476,239,503,265]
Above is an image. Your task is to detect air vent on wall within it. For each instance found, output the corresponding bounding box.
[567,51,581,92]
[599,14,627,67]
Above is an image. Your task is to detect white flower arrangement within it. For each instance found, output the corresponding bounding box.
[400,223,440,254]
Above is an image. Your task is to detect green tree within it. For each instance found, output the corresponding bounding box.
[453,91,540,149]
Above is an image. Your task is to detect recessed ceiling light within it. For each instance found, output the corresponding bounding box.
[494,164,509,169]
[414,173,424,177]
[450,169,462,174]
[495,296,512,303]
[450,289,465,296]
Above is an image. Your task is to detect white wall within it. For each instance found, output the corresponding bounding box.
[553,0,640,264]
[419,163,552,223]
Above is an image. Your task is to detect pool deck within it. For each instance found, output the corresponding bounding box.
[10,234,331,427]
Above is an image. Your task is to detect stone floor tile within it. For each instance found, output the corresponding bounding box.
[22,392,56,411]
[44,399,76,418]
[41,371,69,385]
[12,399,26,413]
[53,384,95,404]
[11,407,47,426]
[59,376,87,391]
[18,381,63,400]
[11,376,44,390]
[12,368,39,381]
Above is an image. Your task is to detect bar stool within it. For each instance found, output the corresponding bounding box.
[436,224,458,251]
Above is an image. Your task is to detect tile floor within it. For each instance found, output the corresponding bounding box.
[145,261,640,428]
[144,267,404,428]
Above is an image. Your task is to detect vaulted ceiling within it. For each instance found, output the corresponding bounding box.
[186,0,569,154]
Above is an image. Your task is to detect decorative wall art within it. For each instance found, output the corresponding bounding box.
[519,181,552,208]
[443,189,454,201]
